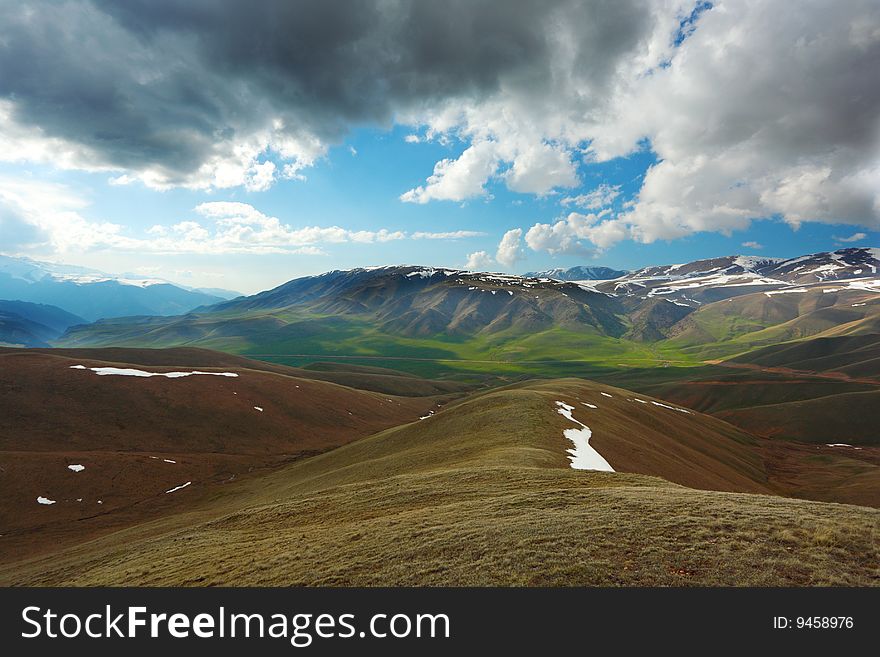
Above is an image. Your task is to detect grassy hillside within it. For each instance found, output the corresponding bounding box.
[0,348,463,562]
[2,378,877,586]
[729,334,880,379]
[716,390,880,445]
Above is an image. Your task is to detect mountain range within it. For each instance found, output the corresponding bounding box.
[0,255,240,323]
[56,248,879,363]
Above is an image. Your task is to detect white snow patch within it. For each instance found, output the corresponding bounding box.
[600,392,613,398]
[67,464,85,472]
[581,402,598,409]
[165,482,191,494]
[650,401,692,414]
[633,398,648,404]
[764,288,808,297]
[71,366,238,378]
[852,302,866,307]
[253,406,263,412]
[37,496,56,505]
[554,401,614,472]
[163,458,176,463]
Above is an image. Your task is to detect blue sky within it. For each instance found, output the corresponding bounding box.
[1,1,878,294]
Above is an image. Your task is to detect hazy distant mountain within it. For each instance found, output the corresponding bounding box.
[524,266,628,281]
[0,300,86,347]
[188,287,242,300]
[0,255,226,321]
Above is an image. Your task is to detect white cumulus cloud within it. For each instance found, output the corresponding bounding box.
[496,228,525,268]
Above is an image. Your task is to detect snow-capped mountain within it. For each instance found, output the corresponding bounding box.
[0,255,227,321]
[598,248,879,306]
[523,266,628,281]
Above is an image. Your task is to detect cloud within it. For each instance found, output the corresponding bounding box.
[465,250,494,271]
[834,232,868,243]
[588,1,880,246]
[0,188,482,257]
[496,228,525,268]
[411,230,486,240]
[400,140,500,203]
[525,212,617,256]
[741,241,763,249]
[0,0,665,196]
[561,184,621,210]
[0,0,878,245]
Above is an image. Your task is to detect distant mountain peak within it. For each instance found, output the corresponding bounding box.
[523,265,628,281]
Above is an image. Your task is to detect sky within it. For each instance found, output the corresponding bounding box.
[1,1,879,295]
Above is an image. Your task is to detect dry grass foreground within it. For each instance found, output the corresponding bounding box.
[2,379,877,586]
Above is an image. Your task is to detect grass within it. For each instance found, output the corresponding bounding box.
[3,378,877,586]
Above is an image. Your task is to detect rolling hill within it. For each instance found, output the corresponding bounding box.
[1,376,876,586]
[0,347,463,562]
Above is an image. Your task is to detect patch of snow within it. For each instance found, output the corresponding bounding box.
[71,366,239,378]
[253,406,263,412]
[163,458,176,463]
[600,392,613,398]
[554,402,614,472]
[650,401,692,414]
[165,482,192,494]
[633,398,648,404]
[764,288,808,297]
[581,402,598,409]
[852,302,867,307]
[67,464,85,472]
[37,496,56,505]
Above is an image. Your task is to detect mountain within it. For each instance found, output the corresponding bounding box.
[601,248,880,306]
[0,300,87,347]
[57,248,879,368]
[188,287,242,300]
[524,265,628,281]
[2,371,877,586]
[0,255,226,321]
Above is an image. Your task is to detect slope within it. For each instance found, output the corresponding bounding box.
[3,378,877,586]
[0,300,86,347]
[0,348,458,562]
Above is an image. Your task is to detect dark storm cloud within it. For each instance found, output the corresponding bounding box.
[0,0,654,184]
